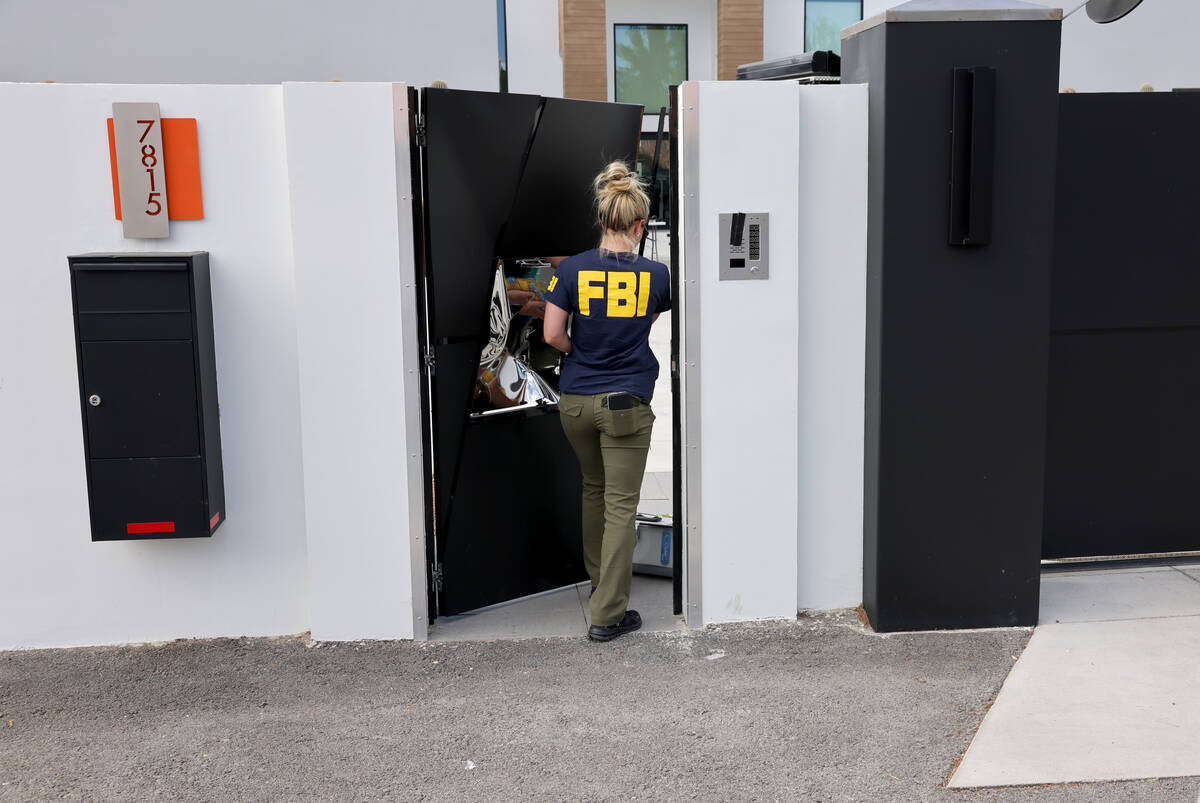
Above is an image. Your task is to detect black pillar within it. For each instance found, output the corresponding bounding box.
[842,2,1062,631]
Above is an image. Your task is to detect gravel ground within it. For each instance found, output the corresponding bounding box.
[1,611,1196,801]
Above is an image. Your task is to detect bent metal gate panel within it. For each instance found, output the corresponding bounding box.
[417,88,643,616]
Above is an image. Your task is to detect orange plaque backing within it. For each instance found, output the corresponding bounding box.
[108,118,204,220]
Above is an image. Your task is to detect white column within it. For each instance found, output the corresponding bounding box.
[283,82,426,641]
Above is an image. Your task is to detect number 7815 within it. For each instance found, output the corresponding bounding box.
[136,119,162,216]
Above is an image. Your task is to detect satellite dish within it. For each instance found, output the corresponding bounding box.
[1087,0,1146,22]
[1064,0,1146,23]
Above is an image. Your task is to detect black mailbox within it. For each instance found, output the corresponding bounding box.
[68,252,225,541]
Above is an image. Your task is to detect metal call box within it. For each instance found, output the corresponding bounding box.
[68,252,225,541]
[719,212,769,280]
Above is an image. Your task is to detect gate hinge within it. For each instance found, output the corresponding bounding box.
[415,117,427,148]
[431,562,444,593]
[423,346,436,374]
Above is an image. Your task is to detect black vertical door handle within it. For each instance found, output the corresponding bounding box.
[730,212,746,246]
[949,66,996,246]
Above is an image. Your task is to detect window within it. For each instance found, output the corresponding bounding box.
[804,0,862,56]
[635,133,671,226]
[614,24,688,114]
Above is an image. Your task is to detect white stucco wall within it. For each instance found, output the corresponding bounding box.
[763,0,807,59]
[507,0,565,97]
[4,1,1196,98]
[1058,0,1200,92]
[688,81,801,624]
[794,84,868,612]
[0,84,310,649]
[0,0,499,90]
[681,81,867,624]
[282,83,425,642]
[860,0,899,19]
[0,75,868,650]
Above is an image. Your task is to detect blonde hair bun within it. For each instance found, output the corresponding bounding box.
[594,162,639,194]
[592,160,650,244]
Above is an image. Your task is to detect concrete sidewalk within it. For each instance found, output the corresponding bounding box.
[1,612,1196,801]
[953,566,1200,788]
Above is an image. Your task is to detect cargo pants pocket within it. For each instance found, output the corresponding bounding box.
[610,407,637,437]
[558,398,585,418]
[601,402,653,440]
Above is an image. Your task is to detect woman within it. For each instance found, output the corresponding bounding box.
[543,162,671,642]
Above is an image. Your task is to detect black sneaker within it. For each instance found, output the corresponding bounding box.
[588,610,642,642]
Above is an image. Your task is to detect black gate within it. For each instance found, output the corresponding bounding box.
[417,88,643,615]
[1044,92,1200,559]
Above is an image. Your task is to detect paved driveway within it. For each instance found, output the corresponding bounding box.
[1,612,1197,801]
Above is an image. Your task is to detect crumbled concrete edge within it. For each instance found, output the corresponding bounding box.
[798,606,1036,640]
[1,632,313,655]
[3,607,1037,654]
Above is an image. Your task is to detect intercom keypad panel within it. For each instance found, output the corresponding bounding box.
[719,212,769,281]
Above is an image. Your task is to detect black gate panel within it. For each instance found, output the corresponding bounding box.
[420,89,642,615]
[1045,92,1200,559]
[1053,93,1200,331]
[422,89,542,518]
[497,97,645,256]
[422,89,543,342]
[1044,331,1200,558]
[440,410,584,615]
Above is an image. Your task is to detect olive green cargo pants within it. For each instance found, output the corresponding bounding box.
[558,393,654,627]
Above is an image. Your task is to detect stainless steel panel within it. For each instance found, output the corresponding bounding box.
[392,83,429,640]
[112,102,170,239]
[680,82,703,628]
[718,212,769,281]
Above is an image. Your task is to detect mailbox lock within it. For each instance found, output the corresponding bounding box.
[88,394,102,407]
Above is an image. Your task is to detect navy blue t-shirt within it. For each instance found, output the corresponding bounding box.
[545,249,671,400]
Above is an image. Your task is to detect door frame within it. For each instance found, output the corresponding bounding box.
[409,85,702,632]
[396,84,432,641]
[675,81,703,627]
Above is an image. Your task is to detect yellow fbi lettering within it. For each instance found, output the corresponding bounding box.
[577,270,652,317]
